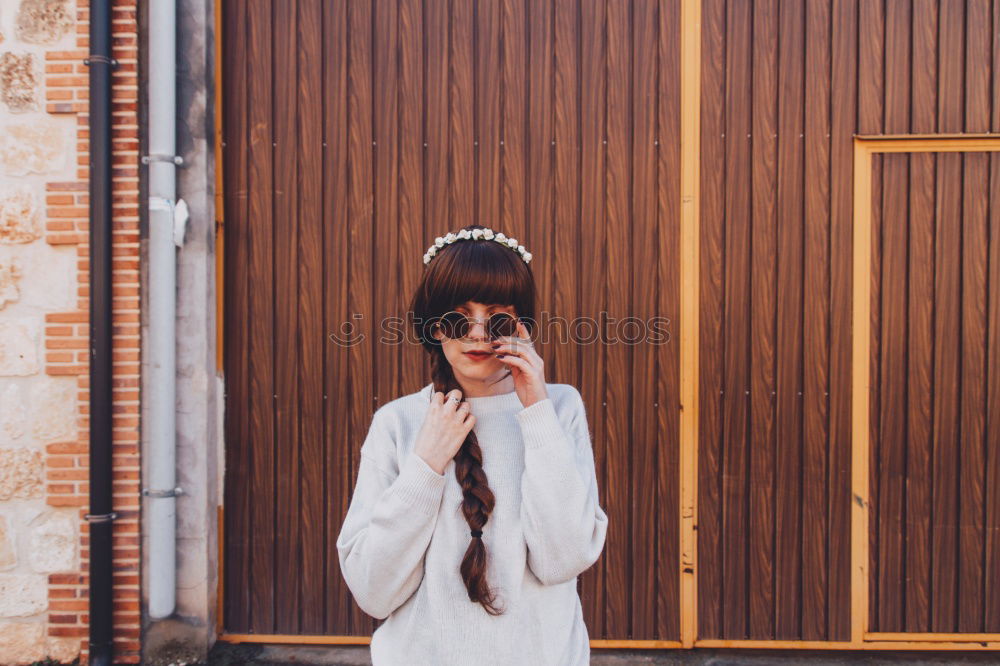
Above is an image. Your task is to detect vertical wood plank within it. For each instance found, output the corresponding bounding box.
[605,0,631,638]
[451,0,474,231]
[774,0,803,639]
[500,0,527,239]
[246,0,276,634]
[527,0,553,331]
[697,0,726,639]
[722,0,751,639]
[938,0,964,133]
[477,0,502,232]
[656,0,682,641]
[801,0,831,640]
[273,0,301,633]
[399,0,426,392]
[985,153,1000,632]
[876,149,908,632]
[347,0,375,635]
[958,150,988,632]
[931,151,962,632]
[553,0,579,383]
[857,0,884,135]
[905,148,936,634]
[296,0,325,634]
[221,0,250,632]
[322,0,351,635]
[630,0,657,639]
[577,0,607,636]
[426,0,449,231]
[748,0,777,641]
[374,0,401,408]
[904,0,938,634]
[827,0,857,641]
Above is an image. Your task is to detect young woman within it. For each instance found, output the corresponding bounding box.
[336,224,608,665]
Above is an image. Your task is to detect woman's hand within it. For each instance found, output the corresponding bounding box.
[413,389,476,475]
[491,319,548,408]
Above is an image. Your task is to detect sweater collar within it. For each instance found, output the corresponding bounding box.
[420,382,525,415]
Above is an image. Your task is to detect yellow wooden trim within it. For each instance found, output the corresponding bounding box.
[856,136,1000,153]
[855,132,999,140]
[590,639,684,648]
[851,135,1000,647]
[850,139,872,645]
[218,633,1000,651]
[696,639,1000,650]
[220,634,371,646]
[218,634,688,649]
[866,632,1000,642]
[214,0,225,373]
[678,0,701,650]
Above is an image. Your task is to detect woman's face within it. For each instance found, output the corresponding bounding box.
[432,300,518,385]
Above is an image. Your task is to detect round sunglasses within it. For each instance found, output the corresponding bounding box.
[432,311,520,341]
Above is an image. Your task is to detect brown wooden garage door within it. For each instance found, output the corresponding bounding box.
[220,0,683,640]
[220,0,1000,649]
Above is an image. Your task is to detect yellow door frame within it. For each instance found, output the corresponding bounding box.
[850,135,1000,648]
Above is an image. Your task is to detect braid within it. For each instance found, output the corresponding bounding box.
[430,351,506,615]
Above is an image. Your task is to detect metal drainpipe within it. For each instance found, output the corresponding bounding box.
[145,0,184,621]
[85,0,116,663]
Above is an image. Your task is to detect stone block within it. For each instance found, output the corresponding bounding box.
[0,123,65,176]
[0,52,38,112]
[28,511,75,572]
[30,376,75,440]
[0,448,42,500]
[0,622,45,664]
[0,382,28,441]
[0,318,39,376]
[15,0,73,44]
[0,573,47,617]
[0,186,41,244]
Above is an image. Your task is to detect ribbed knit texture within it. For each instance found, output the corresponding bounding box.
[336,381,609,666]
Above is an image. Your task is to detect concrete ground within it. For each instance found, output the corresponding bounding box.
[206,643,1000,665]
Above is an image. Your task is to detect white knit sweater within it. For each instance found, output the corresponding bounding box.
[336,381,609,665]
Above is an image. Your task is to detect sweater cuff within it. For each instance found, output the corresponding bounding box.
[389,452,447,515]
[515,398,568,450]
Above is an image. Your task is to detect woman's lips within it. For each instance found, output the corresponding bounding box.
[464,351,492,361]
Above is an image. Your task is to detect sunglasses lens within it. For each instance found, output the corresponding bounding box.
[487,313,518,340]
[436,312,469,339]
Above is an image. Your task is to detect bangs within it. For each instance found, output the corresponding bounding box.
[429,241,525,312]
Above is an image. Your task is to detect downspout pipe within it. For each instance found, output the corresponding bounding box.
[145,0,182,621]
[86,0,116,663]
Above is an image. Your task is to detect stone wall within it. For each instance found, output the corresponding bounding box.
[0,0,141,663]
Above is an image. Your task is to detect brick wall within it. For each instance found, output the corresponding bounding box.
[0,0,140,663]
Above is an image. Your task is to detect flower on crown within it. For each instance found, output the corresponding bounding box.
[423,227,533,266]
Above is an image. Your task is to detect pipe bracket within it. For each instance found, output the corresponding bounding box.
[84,512,119,523]
[83,55,119,69]
[142,154,185,166]
[143,486,184,498]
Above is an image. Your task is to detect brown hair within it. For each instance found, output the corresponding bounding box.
[408,224,537,615]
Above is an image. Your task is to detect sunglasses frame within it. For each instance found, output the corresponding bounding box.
[432,311,521,341]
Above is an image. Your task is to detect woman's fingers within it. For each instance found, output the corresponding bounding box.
[495,353,530,373]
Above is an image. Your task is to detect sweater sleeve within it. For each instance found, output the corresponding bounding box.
[336,408,448,619]
[515,389,609,585]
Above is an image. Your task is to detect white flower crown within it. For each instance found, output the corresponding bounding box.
[423,227,532,266]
